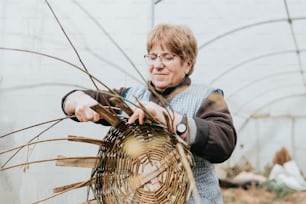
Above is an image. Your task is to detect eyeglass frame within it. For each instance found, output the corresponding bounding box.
[144,52,178,66]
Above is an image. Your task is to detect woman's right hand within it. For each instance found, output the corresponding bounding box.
[63,91,101,122]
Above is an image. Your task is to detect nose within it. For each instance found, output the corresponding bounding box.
[153,56,165,68]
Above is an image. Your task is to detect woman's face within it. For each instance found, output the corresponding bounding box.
[148,46,192,92]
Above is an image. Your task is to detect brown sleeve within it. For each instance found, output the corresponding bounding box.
[83,87,127,105]
[190,91,237,163]
[61,88,128,125]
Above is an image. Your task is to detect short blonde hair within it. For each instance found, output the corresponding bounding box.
[146,24,198,75]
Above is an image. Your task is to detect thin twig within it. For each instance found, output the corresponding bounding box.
[0,47,113,92]
[45,0,99,91]
[32,178,94,204]
[0,138,68,155]
[0,115,73,139]
[72,0,147,84]
[0,156,98,171]
[176,143,201,204]
[1,116,69,168]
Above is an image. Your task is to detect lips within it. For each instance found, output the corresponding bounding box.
[153,73,168,76]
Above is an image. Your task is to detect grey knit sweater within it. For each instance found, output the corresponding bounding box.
[124,83,223,204]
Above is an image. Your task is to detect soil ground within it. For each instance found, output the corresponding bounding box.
[222,187,306,204]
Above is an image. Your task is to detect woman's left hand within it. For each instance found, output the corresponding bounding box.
[128,101,168,125]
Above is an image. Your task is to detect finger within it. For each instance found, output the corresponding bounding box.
[75,111,86,122]
[75,106,96,122]
[138,109,145,124]
[128,110,139,124]
[75,106,86,121]
[92,112,100,122]
[86,109,101,122]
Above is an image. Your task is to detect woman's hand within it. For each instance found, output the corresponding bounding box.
[128,101,183,128]
[63,91,100,122]
[128,101,166,125]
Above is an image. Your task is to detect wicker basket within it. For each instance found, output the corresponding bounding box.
[92,119,194,204]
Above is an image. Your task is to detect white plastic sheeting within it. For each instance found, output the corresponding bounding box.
[0,0,306,203]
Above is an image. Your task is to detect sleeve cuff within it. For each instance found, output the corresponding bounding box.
[61,89,79,115]
[188,117,197,144]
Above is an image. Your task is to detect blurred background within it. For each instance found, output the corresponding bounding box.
[1,0,306,203]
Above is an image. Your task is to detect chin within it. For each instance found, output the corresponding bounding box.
[152,83,166,91]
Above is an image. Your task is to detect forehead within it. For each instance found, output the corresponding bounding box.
[149,45,171,53]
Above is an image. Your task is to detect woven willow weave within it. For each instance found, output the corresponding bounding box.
[92,119,194,204]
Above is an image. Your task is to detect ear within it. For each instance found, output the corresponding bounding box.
[185,60,192,75]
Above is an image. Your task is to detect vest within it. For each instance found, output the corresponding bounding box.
[124,83,223,204]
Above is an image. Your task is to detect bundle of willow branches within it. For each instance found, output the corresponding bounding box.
[0,1,199,203]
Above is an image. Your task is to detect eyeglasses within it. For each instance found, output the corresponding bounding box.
[144,53,177,66]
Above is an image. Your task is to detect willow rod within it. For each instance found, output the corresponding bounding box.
[0,156,98,172]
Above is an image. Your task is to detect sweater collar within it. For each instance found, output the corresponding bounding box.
[149,77,191,97]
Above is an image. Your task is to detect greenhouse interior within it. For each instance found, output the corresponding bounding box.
[1,0,306,203]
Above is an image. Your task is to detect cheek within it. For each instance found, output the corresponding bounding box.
[167,66,177,73]
[148,65,154,73]
[170,66,184,77]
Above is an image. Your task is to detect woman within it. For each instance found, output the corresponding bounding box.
[62,24,237,204]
